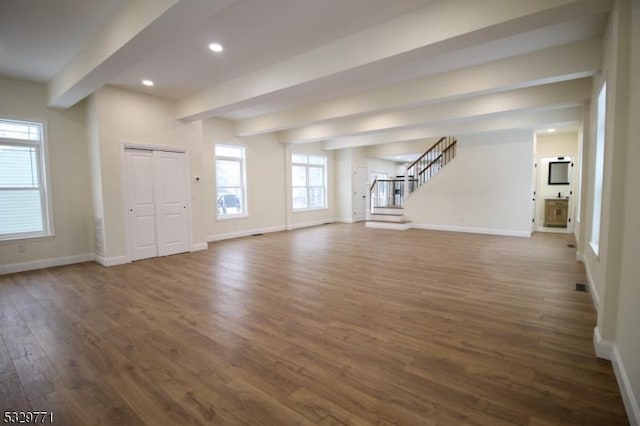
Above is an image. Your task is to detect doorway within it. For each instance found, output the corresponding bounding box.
[534,155,575,233]
[124,148,191,261]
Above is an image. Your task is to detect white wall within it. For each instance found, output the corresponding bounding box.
[335,149,353,222]
[0,77,93,273]
[91,87,206,263]
[86,95,105,258]
[404,130,533,237]
[588,0,630,339]
[580,0,628,333]
[615,0,640,415]
[577,0,639,422]
[366,158,398,182]
[366,138,437,159]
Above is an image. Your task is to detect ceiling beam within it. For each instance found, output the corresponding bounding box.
[48,0,235,108]
[281,78,591,144]
[235,39,601,136]
[323,106,584,150]
[177,0,610,121]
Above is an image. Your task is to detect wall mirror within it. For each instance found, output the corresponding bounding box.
[548,161,570,185]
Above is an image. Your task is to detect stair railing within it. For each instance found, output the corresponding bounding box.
[369,179,412,210]
[368,136,457,213]
[406,136,457,188]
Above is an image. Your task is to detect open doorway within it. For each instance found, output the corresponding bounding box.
[532,131,580,234]
[536,156,574,233]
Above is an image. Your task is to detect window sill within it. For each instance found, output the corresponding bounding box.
[216,214,248,222]
[292,207,328,213]
[0,233,55,246]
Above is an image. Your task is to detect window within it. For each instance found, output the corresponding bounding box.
[0,118,52,241]
[576,130,584,223]
[215,145,246,218]
[292,154,327,210]
[590,83,606,255]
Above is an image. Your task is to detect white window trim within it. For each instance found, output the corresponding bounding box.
[590,82,606,256]
[0,117,54,242]
[215,144,248,220]
[291,154,327,212]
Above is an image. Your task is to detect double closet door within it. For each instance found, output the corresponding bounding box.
[125,148,191,261]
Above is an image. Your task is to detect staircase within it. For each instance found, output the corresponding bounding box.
[366,136,457,230]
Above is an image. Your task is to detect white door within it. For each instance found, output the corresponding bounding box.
[353,166,367,222]
[125,148,191,261]
[531,159,537,234]
[125,149,158,261]
[153,151,190,256]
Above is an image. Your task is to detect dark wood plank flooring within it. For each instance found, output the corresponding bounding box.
[0,224,628,425]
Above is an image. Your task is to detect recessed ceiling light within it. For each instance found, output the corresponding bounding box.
[208,42,223,53]
[547,128,556,132]
[142,79,154,87]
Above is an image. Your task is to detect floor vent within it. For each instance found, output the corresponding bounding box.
[575,283,588,292]
[252,233,264,236]
[567,243,576,248]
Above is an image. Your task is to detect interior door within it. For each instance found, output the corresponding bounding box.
[353,166,367,222]
[125,149,158,261]
[153,150,191,256]
[531,158,537,234]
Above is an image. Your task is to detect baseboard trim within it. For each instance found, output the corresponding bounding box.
[612,345,640,426]
[191,243,208,252]
[594,327,640,425]
[286,219,335,231]
[334,218,355,224]
[365,221,410,230]
[95,255,129,267]
[410,223,531,238]
[581,256,600,313]
[593,326,614,360]
[0,253,95,275]
[208,225,286,242]
[208,220,344,242]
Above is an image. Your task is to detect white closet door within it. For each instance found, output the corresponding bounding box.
[353,166,367,222]
[125,149,158,261]
[153,150,190,256]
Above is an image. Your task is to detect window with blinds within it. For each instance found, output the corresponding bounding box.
[0,118,52,241]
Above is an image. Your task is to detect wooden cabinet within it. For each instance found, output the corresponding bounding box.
[544,199,568,228]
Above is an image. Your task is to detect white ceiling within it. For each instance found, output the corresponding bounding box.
[219,14,607,120]
[110,0,439,99]
[0,0,612,157]
[0,0,127,81]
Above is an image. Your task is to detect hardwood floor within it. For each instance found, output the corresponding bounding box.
[0,224,628,425]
